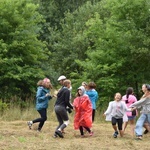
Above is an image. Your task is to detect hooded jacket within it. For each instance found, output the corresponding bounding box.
[36,86,52,110]
[86,89,98,110]
[73,86,92,129]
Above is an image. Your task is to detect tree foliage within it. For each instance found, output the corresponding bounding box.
[0,0,48,100]
[0,0,150,107]
[75,0,150,104]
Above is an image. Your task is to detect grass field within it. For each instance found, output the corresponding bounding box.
[0,99,150,150]
[0,118,150,150]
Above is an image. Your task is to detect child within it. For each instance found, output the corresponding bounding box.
[129,84,150,140]
[86,82,98,122]
[27,78,52,131]
[122,87,138,137]
[103,92,130,138]
[54,80,73,138]
[73,86,93,137]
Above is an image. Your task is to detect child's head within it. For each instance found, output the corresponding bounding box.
[114,92,122,101]
[126,87,134,95]
[63,79,71,89]
[82,82,87,89]
[142,84,150,93]
[37,80,44,86]
[43,78,52,89]
[77,86,85,97]
[87,82,96,89]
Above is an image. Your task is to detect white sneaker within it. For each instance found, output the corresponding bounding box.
[27,121,33,129]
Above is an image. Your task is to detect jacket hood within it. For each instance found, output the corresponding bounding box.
[78,86,85,96]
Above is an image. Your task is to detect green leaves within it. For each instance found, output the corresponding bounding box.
[0,0,47,99]
[71,0,150,103]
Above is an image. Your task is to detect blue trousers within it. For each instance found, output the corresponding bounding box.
[135,113,150,136]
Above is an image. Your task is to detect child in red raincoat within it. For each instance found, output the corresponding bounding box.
[73,86,93,137]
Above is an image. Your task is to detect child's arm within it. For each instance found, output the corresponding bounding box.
[104,102,113,115]
[129,97,148,108]
[122,101,132,112]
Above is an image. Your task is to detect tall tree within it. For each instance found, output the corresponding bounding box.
[34,0,101,82]
[76,0,150,104]
[0,0,48,100]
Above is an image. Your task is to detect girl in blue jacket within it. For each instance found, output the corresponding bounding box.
[27,78,52,131]
[86,82,98,122]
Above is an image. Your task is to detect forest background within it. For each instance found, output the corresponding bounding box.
[0,0,150,113]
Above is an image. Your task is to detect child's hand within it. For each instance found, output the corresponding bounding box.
[46,93,50,97]
[53,94,57,98]
[131,107,136,111]
[103,114,106,117]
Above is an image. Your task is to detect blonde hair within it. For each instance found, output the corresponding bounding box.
[63,79,71,87]
[37,80,43,86]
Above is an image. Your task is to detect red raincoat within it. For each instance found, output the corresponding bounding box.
[73,95,92,130]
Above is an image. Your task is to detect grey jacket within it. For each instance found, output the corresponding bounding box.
[104,101,129,119]
[129,97,150,114]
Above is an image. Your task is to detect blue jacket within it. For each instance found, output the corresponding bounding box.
[36,86,52,110]
[86,89,98,110]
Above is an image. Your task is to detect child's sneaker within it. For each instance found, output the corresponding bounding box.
[53,133,58,138]
[27,121,33,129]
[89,131,94,136]
[37,129,41,132]
[113,131,118,138]
[55,130,64,138]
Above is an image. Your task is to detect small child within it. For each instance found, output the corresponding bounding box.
[103,92,130,138]
[73,86,93,137]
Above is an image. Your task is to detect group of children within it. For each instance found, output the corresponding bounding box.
[27,76,150,140]
[27,75,98,138]
[104,84,150,140]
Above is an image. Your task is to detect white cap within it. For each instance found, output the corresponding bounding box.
[57,75,66,81]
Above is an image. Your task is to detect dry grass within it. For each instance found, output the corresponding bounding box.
[0,118,150,150]
[0,99,150,150]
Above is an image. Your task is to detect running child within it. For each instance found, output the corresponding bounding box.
[103,92,130,138]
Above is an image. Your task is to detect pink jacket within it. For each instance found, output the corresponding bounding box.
[122,94,137,117]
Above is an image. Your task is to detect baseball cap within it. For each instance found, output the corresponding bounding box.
[57,75,66,81]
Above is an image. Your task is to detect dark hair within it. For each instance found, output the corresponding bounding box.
[126,87,134,99]
[125,87,133,104]
[145,84,150,91]
[76,89,80,97]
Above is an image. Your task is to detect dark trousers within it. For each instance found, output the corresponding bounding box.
[79,126,91,135]
[111,117,123,130]
[55,105,69,131]
[92,109,95,122]
[33,108,47,130]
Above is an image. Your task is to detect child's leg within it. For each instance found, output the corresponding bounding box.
[117,118,123,137]
[129,118,136,137]
[123,121,128,132]
[79,126,84,136]
[112,117,118,138]
[83,126,91,133]
[112,117,118,132]
[83,126,93,136]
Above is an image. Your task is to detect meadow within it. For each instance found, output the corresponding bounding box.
[0,99,150,150]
